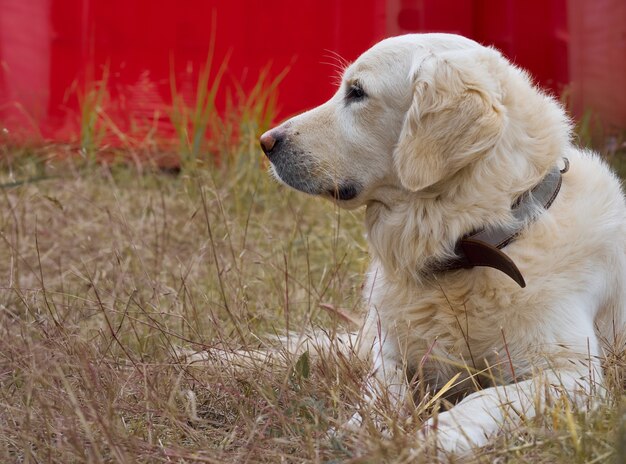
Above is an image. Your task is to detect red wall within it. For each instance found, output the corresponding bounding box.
[0,0,573,145]
[568,0,626,130]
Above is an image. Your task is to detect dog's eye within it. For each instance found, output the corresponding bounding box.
[345,82,367,102]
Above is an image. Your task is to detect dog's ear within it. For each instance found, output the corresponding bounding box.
[394,49,505,191]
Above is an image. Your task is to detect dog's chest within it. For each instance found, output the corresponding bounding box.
[371,276,524,389]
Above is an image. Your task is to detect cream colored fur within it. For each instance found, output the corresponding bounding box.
[261,34,626,455]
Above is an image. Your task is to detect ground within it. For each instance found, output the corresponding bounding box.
[0,138,625,463]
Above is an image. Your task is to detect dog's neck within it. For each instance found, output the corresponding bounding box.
[434,162,565,287]
[365,151,563,285]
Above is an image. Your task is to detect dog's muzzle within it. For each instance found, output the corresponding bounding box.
[260,128,362,202]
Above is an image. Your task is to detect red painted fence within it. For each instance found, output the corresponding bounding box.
[568,0,626,133]
[0,0,622,150]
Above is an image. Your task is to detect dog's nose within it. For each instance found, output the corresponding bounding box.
[260,129,280,157]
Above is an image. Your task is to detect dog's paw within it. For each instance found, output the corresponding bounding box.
[331,411,395,439]
[326,411,363,439]
[421,411,489,455]
[343,411,365,431]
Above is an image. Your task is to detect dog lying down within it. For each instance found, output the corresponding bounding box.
[256,34,626,454]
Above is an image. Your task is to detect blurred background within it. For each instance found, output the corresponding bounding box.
[0,0,624,160]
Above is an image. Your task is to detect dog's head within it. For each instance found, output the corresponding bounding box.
[260,34,514,208]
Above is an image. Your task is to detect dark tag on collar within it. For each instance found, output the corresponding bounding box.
[459,238,526,288]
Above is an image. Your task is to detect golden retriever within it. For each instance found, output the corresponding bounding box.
[259,34,626,454]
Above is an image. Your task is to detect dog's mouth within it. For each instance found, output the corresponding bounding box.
[327,183,360,201]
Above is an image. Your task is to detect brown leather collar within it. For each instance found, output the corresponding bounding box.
[434,159,569,288]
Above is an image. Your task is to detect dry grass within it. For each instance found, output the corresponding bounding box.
[1,139,626,463]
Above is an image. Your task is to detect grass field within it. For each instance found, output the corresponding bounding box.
[1,128,626,463]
